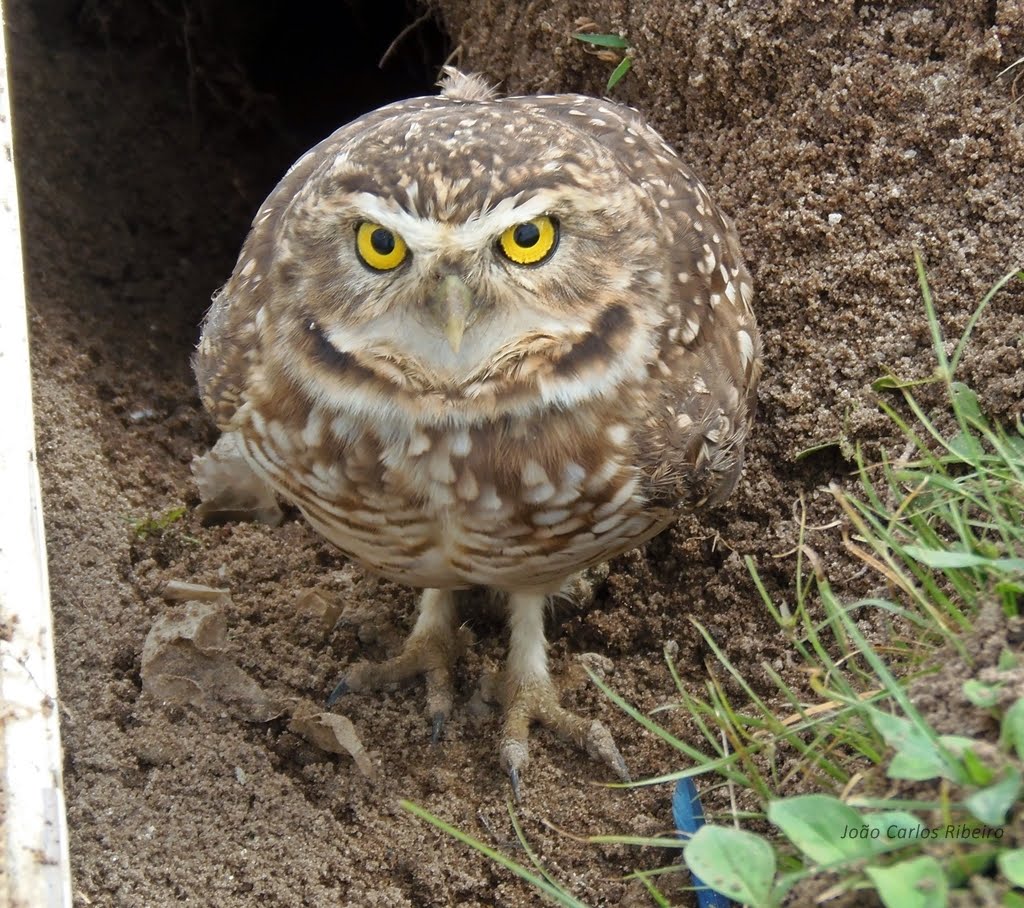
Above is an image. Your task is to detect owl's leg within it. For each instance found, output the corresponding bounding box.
[327,588,461,742]
[499,592,629,799]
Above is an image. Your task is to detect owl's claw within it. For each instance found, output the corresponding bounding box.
[430,711,446,745]
[584,719,631,783]
[326,635,458,734]
[325,677,350,708]
[558,564,611,607]
[507,765,522,803]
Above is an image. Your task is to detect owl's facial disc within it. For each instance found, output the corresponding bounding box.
[284,179,657,416]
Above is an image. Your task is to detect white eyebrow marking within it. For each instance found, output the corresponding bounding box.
[350,191,559,252]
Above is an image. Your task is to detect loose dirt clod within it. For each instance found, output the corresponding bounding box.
[141,600,282,722]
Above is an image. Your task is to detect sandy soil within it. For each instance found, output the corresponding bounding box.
[8,0,1023,905]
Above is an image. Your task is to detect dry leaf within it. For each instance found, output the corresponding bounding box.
[289,701,378,780]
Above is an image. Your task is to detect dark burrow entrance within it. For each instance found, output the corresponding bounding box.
[68,0,451,205]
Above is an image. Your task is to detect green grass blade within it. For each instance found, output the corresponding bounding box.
[571,32,628,48]
[606,57,632,89]
[401,801,590,908]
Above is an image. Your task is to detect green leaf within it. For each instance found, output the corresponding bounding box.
[964,767,1022,825]
[1003,892,1024,908]
[989,557,1024,574]
[867,707,970,782]
[998,849,1024,888]
[951,382,988,427]
[862,811,937,856]
[963,680,1001,709]
[1001,699,1024,759]
[571,32,628,48]
[768,795,920,863]
[902,545,1024,573]
[606,56,632,90]
[998,648,1019,671]
[887,744,967,783]
[872,373,934,391]
[948,429,984,460]
[962,747,996,785]
[998,581,1024,620]
[683,826,776,906]
[769,796,860,863]
[901,546,986,569]
[632,868,671,908]
[793,438,842,461]
[945,846,1000,887]
[866,855,948,908]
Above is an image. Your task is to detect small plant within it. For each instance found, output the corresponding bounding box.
[659,258,1024,904]
[678,665,1024,906]
[669,259,1024,905]
[572,30,633,91]
[131,504,189,540]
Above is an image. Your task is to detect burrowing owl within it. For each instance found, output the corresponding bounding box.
[195,68,761,791]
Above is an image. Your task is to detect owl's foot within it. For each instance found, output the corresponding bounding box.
[498,592,629,800]
[327,588,462,741]
[498,678,630,800]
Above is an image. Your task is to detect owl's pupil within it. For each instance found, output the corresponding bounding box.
[370,228,396,255]
[513,222,540,248]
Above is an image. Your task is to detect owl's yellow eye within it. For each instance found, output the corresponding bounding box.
[355,222,408,271]
[498,216,559,265]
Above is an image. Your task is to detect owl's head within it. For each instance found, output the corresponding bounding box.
[233,73,674,424]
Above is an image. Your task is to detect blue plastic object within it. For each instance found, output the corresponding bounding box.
[672,778,733,908]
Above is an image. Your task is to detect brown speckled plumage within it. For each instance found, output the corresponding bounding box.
[195,69,761,788]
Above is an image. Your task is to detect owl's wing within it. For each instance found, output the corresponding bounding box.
[524,94,762,511]
[635,315,761,512]
[635,150,761,512]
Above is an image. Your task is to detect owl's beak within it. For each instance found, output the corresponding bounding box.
[430,274,474,354]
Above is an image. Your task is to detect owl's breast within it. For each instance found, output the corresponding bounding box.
[236,401,668,592]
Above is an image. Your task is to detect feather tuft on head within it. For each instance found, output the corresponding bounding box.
[437,66,500,102]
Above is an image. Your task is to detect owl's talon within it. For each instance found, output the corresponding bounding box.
[507,766,522,803]
[325,677,350,707]
[430,711,446,745]
[559,564,611,607]
[326,589,461,733]
[496,676,627,796]
[584,719,631,782]
[499,735,528,801]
